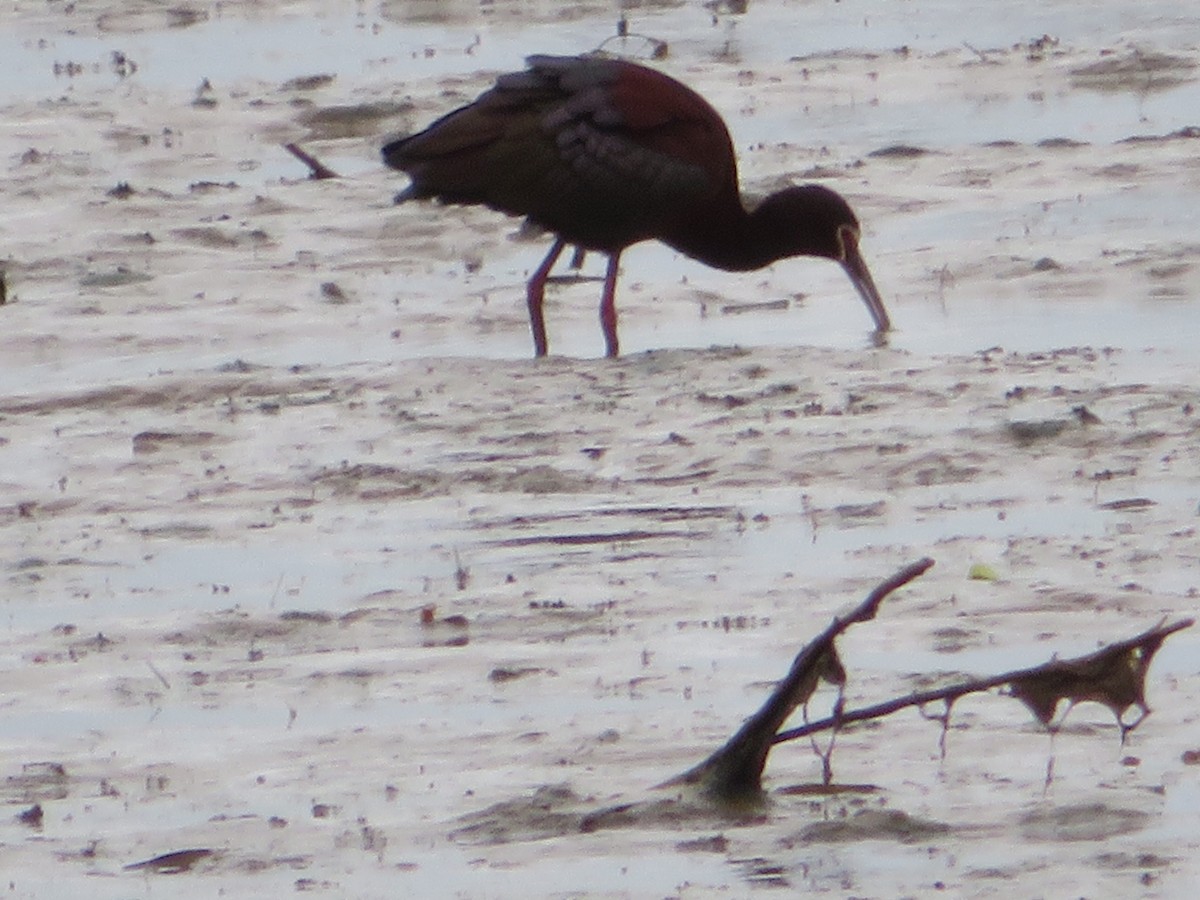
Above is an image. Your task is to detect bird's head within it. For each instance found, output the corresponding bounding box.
[758,184,891,333]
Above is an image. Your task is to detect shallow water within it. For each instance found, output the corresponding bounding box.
[4,0,1198,389]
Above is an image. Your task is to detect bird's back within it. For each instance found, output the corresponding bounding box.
[383,55,739,252]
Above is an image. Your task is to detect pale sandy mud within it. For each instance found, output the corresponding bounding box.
[2,1,1200,897]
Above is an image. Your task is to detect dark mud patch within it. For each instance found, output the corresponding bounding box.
[170,225,273,250]
[793,808,954,844]
[0,373,346,416]
[79,267,154,288]
[132,430,222,454]
[487,528,703,548]
[449,784,765,847]
[2,762,70,805]
[1070,50,1198,93]
[297,101,415,140]
[1020,802,1152,842]
[447,784,594,846]
[311,461,600,499]
[96,4,211,34]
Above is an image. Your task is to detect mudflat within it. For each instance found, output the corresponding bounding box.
[2,1,1199,896]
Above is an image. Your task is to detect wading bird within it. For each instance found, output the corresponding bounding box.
[383,54,890,357]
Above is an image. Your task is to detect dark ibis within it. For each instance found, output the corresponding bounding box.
[383,54,890,357]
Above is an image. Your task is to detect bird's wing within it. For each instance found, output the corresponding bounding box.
[524,55,732,208]
[384,55,736,248]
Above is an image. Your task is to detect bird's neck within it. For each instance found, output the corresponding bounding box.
[660,195,815,272]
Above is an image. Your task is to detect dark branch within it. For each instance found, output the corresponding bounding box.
[774,617,1193,744]
[284,142,338,179]
[661,558,935,804]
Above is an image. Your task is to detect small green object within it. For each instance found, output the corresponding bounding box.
[968,563,999,582]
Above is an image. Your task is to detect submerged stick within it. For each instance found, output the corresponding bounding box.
[662,558,935,804]
[284,142,338,179]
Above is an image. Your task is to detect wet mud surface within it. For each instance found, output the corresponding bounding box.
[2,0,1200,896]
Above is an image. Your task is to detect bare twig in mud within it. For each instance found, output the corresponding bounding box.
[772,618,1194,786]
[453,550,470,591]
[283,142,338,179]
[146,660,171,690]
[661,558,935,804]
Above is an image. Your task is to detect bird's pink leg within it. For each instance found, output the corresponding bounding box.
[527,238,566,357]
[600,251,622,358]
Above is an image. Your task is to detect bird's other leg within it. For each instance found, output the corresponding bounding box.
[527,238,566,357]
[600,251,622,358]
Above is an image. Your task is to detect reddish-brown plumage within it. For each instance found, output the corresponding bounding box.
[605,64,736,195]
[384,54,890,357]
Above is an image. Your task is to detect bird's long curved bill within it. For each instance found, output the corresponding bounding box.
[841,235,891,333]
